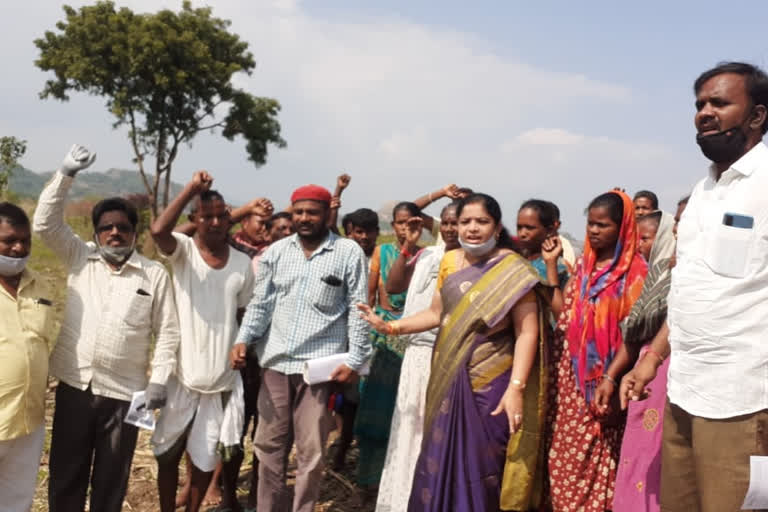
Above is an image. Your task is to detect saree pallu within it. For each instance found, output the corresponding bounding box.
[357,243,408,486]
[547,276,625,512]
[408,253,549,512]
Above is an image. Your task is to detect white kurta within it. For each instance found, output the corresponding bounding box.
[376,245,444,512]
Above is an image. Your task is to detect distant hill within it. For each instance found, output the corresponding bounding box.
[8,166,183,201]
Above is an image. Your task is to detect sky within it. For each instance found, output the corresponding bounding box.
[3,0,768,234]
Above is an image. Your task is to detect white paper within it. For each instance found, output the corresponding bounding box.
[124,391,156,431]
[742,456,768,509]
[302,353,370,385]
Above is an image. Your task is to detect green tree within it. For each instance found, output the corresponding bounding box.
[0,136,27,198]
[35,1,286,217]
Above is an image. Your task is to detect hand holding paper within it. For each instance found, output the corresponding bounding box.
[303,353,370,385]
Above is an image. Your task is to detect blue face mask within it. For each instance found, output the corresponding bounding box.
[458,235,497,258]
[0,254,29,277]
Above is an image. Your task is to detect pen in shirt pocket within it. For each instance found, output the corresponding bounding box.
[321,275,342,287]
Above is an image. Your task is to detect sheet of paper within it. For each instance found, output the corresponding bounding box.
[124,391,156,431]
[742,456,768,509]
[303,352,371,385]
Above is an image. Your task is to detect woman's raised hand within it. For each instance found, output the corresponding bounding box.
[541,236,563,263]
[403,217,423,249]
[357,303,389,333]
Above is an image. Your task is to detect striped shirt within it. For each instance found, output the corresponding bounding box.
[32,172,180,401]
[236,232,370,374]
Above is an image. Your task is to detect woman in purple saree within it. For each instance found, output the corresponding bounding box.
[359,193,550,511]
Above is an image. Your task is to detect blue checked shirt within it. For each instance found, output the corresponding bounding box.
[236,232,371,374]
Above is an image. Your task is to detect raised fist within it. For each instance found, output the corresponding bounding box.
[60,144,97,177]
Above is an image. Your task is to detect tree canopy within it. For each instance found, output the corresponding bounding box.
[35,1,286,216]
[0,136,27,198]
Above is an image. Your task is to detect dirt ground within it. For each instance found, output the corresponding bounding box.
[32,383,375,512]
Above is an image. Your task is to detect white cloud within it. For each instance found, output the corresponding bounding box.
[0,0,704,234]
[509,128,589,147]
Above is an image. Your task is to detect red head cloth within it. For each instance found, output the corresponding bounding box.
[290,184,332,204]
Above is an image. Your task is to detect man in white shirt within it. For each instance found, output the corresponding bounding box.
[663,62,768,512]
[150,170,254,512]
[33,145,181,512]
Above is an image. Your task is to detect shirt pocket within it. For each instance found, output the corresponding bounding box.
[123,293,153,329]
[703,223,754,278]
[19,299,56,341]
[313,281,344,314]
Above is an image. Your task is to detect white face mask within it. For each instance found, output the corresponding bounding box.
[0,253,29,276]
[458,235,497,258]
[95,235,136,266]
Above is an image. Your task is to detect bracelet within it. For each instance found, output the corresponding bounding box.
[645,348,666,364]
[401,248,413,260]
[387,320,400,336]
[601,374,617,385]
[510,378,526,390]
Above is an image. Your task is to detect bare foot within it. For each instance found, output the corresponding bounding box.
[202,482,222,506]
[175,478,190,508]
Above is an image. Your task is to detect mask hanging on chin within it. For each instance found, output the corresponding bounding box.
[0,254,29,277]
[459,235,497,258]
[696,118,749,164]
[95,235,136,266]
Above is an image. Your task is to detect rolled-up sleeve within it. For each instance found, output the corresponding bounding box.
[148,267,180,385]
[237,247,277,345]
[345,249,372,371]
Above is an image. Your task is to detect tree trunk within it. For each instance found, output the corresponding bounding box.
[163,163,171,209]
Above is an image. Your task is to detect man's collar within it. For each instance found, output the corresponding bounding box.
[289,231,337,254]
[18,268,37,291]
[0,268,37,298]
[709,141,768,179]
[87,242,143,270]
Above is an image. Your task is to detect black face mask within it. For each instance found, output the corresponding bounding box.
[695,115,750,164]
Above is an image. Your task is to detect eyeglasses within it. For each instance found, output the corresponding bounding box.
[95,222,133,234]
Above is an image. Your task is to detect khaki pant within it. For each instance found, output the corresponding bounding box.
[254,369,333,512]
[660,401,768,512]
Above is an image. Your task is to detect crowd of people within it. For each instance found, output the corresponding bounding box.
[1,61,767,512]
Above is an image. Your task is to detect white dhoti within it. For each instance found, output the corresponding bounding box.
[152,373,244,472]
[375,344,433,512]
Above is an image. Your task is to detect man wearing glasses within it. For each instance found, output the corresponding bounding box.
[33,145,181,512]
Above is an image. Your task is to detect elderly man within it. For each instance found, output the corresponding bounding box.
[33,145,180,512]
[660,62,768,511]
[150,170,255,512]
[0,203,57,512]
[231,184,370,512]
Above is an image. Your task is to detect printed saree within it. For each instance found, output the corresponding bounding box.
[548,191,648,511]
[408,252,549,512]
[613,211,676,512]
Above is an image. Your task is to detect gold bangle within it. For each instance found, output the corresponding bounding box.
[388,320,400,336]
[511,378,526,390]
